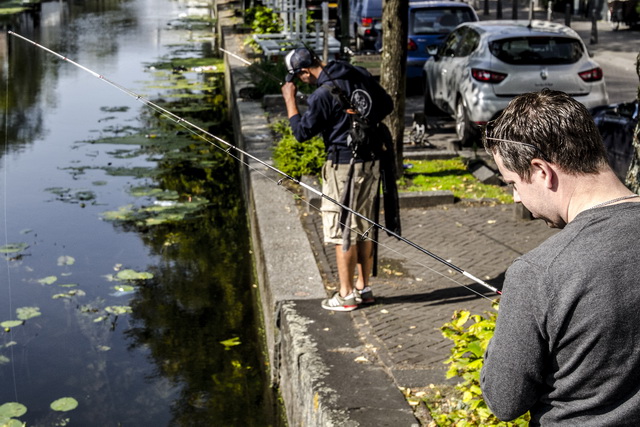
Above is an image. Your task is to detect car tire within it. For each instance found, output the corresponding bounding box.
[455,98,478,146]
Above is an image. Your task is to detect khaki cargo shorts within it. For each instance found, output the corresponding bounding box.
[321,160,380,245]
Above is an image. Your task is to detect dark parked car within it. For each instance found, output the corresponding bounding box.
[407,1,478,79]
[592,100,639,180]
[336,0,383,51]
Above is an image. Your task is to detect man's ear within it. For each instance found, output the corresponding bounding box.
[531,158,556,189]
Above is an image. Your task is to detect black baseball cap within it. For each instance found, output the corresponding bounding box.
[284,48,314,82]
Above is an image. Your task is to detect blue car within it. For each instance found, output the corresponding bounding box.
[407,1,478,79]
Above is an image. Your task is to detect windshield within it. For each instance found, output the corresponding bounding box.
[410,7,476,35]
[489,36,584,65]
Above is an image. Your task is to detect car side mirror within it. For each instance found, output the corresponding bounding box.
[426,44,439,58]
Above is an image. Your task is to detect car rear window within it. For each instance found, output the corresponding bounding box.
[488,36,584,65]
[410,7,476,35]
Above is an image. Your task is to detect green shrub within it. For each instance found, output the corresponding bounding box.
[424,306,530,426]
[244,5,283,34]
[271,119,325,179]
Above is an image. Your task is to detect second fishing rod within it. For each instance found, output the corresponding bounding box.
[8,30,501,297]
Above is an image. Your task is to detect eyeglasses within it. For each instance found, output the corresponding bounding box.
[483,121,550,162]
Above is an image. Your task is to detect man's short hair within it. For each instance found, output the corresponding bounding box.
[284,47,318,82]
[484,89,609,181]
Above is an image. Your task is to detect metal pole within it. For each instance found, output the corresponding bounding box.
[322,1,329,61]
[590,7,598,44]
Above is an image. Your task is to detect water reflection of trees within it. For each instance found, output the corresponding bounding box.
[1,24,46,157]
[0,0,137,159]
[120,75,281,425]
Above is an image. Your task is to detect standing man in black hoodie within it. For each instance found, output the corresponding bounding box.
[281,47,394,311]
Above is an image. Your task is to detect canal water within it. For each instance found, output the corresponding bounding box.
[1,0,282,425]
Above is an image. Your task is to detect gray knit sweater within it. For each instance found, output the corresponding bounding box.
[481,202,640,426]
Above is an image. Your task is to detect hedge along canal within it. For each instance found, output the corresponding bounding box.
[0,0,283,425]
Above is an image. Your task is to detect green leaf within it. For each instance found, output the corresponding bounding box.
[1,320,24,329]
[467,340,484,358]
[104,306,132,315]
[220,337,241,349]
[50,397,78,412]
[453,311,471,327]
[37,276,57,285]
[115,269,154,281]
[0,402,27,419]
[0,243,29,254]
[16,307,41,321]
[57,255,76,266]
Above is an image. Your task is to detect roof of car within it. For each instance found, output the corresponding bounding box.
[460,19,581,38]
[408,0,474,8]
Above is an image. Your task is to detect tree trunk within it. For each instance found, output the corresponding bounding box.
[379,0,408,179]
[624,51,640,193]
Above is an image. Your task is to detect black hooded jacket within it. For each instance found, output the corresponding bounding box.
[288,61,394,164]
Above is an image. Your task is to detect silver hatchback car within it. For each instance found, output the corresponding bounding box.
[423,20,609,145]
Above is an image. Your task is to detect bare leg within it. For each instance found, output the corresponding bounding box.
[335,244,357,297]
[355,239,373,290]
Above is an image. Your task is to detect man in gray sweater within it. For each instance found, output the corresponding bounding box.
[480,89,640,425]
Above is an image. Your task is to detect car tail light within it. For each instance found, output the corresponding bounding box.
[471,68,507,83]
[408,38,417,51]
[361,17,373,27]
[578,67,603,82]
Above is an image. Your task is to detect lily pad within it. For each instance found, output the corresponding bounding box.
[220,337,241,350]
[57,255,76,266]
[110,284,136,297]
[50,397,78,412]
[0,243,29,254]
[52,290,86,300]
[0,402,27,419]
[16,307,41,321]
[115,269,154,281]
[1,320,24,329]
[113,284,135,292]
[37,276,57,285]
[105,305,133,315]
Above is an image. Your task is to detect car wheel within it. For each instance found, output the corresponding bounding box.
[455,98,478,146]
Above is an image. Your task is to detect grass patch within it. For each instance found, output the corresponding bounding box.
[399,158,513,204]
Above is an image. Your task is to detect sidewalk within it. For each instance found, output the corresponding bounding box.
[218,1,639,424]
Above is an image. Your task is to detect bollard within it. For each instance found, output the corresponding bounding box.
[497,0,503,18]
[590,8,598,44]
[322,1,330,61]
[512,0,518,19]
[529,0,535,20]
[565,3,571,26]
[547,1,553,20]
[484,0,490,15]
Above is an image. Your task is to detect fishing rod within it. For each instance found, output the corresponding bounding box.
[8,31,501,296]
[220,47,281,84]
[220,47,307,101]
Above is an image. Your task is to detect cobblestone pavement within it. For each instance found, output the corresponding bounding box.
[302,201,559,388]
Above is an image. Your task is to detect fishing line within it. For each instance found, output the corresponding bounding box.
[2,31,20,402]
[8,31,501,298]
